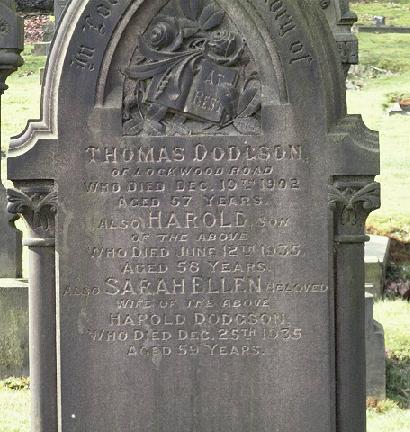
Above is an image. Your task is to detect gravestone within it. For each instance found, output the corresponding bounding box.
[0,279,29,379]
[16,0,53,13]
[365,293,386,400]
[320,0,358,75]
[7,1,380,431]
[0,1,23,278]
[54,0,70,23]
[365,235,391,298]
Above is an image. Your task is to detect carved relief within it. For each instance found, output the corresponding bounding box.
[122,0,261,136]
[0,18,10,39]
[319,0,330,10]
[328,182,380,225]
[7,188,58,237]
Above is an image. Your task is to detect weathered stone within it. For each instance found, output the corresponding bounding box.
[42,20,55,42]
[0,279,29,379]
[365,235,391,298]
[54,0,70,23]
[32,41,49,56]
[7,1,380,431]
[16,0,53,13]
[321,0,359,74]
[365,293,386,400]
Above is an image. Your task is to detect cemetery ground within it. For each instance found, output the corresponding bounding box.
[353,0,410,27]
[1,5,410,431]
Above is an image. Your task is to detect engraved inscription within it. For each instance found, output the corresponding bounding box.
[65,130,327,360]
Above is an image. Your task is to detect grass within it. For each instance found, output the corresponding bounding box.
[1,46,43,148]
[346,32,410,240]
[0,381,30,432]
[351,1,410,27]
[365,300,410,431]
[374,301,410,409]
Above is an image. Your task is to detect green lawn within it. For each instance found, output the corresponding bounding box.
[347,32,410,240]
[0,384,30,432]
[351,0,410,27]
[1,46,42,148]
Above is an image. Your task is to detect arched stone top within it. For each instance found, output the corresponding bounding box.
[9,0,348,157]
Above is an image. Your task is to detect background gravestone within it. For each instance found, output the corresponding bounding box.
[16,0,53,13]
[365,293,386,400]
[0,0,26,380]
[320,0,358,74]
[0,0,23,279]
[54,0,70,23]
[7,1,380,431]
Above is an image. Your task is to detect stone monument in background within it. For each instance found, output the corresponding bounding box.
[320,0,359,75]
[54,0,69,23]
[0,0,22,278]
[7,1,380,431]
[0,0,28,380]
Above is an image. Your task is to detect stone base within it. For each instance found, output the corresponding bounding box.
[365,293,386,400]
[32,42,51,57]
[365,235,391,298]
[0,279,29,379]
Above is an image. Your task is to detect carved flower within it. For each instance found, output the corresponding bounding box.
[207,31,244,66]
[145,17,183,52]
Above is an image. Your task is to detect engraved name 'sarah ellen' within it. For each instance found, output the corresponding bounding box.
[122,0,261,136]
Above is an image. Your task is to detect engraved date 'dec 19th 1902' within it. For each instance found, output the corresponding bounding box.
[122,0,262,137]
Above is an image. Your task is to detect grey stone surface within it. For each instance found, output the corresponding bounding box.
[358,26,410,34]
[321,0,358,74]
[0,279,29,379]
[54,0,70,23]
[365,235,391,298]
[16,0,53,13]
[7,0,380,431]
[365,293,386,400]
[32,41,49,56]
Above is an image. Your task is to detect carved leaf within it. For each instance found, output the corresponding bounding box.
[38,192,58,213]
[144,120,166,136]
[123,118,144,136]
[350,182,381,210]
[237,83,261,118]
[174,56,195,99]
[180,0,202,20]
[6,188,31,214]
[180,18,200,38]
[328,186,350,209]
[199,4,225,31]
[147,104,168,122]
[154,69,174,98]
